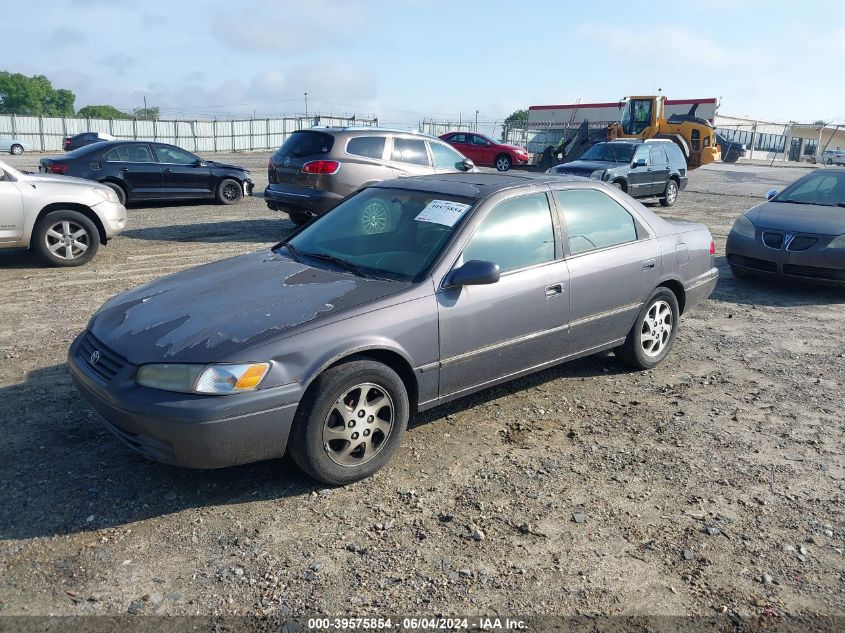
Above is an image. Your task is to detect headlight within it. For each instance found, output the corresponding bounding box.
[590,169,606,180]
[730,215,756,239]
[829,234,845,249]
[92,186,119,204]
[136,362,270,395]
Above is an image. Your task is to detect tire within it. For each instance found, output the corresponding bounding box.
[611,180,625,192]
[615,287,680,370]
[826,159,833,166]
[723,150,739,163]
[659,179,679,207]
[288,359,409,485]
[33,210,100,267]
[495,154,512,172]
[102,181,127,206]
[216,178,243,205]
[10,144,23,155]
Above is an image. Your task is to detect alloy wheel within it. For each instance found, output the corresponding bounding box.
[222,182,240,202]
[44,220,90,260]
[640,300,673,357]
[496,156,510,171]
[322,382,394,467]
[666,181,677,204]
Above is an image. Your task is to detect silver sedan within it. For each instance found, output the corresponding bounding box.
[0,137,32,155]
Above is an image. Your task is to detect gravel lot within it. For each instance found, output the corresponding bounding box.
[0,152,843,620]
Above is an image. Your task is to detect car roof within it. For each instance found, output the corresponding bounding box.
[304,126,445,141]
[371,171,585,199]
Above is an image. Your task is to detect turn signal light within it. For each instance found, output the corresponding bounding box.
[302,160,340,174]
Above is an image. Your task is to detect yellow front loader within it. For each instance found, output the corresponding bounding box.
[607,96,721,169]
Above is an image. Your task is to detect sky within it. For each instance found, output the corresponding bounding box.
[4,0,845,129]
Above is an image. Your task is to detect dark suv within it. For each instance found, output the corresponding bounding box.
[265,127,473,224]
[549,140,688,207]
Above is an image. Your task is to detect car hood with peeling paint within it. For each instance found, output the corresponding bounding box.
[88,250,407,364]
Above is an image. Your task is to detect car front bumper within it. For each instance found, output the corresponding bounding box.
[92,200,128,239]
[68,332,301,469]
[726,232,845,285]
[264,183,343,215]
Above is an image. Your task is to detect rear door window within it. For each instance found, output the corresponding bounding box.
[276,131,335,158]
[346,136,386,160]
[664,143,686,167]
[555,188,639,255]
[392,138,430,166]
[649,145,667,166]
[105,144,156,163]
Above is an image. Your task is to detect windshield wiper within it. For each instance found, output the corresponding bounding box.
[299,251,368,277]
[279,242,301,262]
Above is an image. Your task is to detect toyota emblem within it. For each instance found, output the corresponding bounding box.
[90,350,101,365]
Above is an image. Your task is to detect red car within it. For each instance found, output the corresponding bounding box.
[439,132,529,171]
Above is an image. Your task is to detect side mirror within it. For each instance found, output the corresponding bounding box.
[634,158,647,167]
[194,159,207,167]
[445,260,500,288]
[457,158,476,172]
[766,189,778,200]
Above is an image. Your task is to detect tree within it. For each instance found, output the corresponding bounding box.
[0,71,75,116]
[132,106,160,120]
[77,105,131,119]
[504,108,529,128]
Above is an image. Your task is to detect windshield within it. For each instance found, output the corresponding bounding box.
[775,171,845,207]
[277,188,476,281]
[580,143,635,163]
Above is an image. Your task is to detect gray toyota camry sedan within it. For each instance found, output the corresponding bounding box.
[69,172,718,485]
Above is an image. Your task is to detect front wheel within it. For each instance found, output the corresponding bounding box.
[33,210,100,267]
[288,359,409,485]
[660,180,679,207]
[615,288,680,370]
[10,144,23,155]
[216,178,243,205]
[826,158,833,166]
[495,154,512,172]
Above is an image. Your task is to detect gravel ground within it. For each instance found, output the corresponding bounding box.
[0,152,843,620]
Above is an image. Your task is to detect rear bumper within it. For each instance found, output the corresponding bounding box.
[68,333,301,469]
[684,267,719,311]
[264,184,343,215]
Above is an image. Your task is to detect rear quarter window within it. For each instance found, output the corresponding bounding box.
[276,131,335,158]
[664,143,686,167]
[346,136,386,160]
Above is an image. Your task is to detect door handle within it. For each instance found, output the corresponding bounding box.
[163,168,172,173]
[545,283,565,297]
[642,259,656,270]
[119,167,129,172]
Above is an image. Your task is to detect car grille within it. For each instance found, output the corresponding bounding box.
[77,331,126,383]
[762,232,784,249]
[782,264,845,281]
[727,254,777,272]
[556,167,594,178]
[786,236,818,251]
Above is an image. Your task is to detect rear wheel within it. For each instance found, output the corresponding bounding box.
[611,180,625,192]
[615,288,679,370]
[288,359,409,485]
[495,154,512,172]
[288,209,313,226]
[102,181,126,206]
[826,158,833,166]
[660,179,679,207]
[10,144,23,155]
[33,210,100,267]
[216,178,243,205]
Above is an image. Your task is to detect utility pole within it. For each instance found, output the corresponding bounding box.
[143,96,147,116]
[304,92,309,119]
[475,110,479,132]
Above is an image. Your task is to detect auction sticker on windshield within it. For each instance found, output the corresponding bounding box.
[415,200,471,227]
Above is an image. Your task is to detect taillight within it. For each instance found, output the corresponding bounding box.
[47,162,68,174]
[709,241,716,255]
[302,160,340,174]
[268,158,275,170]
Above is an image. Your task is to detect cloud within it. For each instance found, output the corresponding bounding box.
[48,27,85,47]
[210,0,369,52]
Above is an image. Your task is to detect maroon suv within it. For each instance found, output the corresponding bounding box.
[439,132,528,171]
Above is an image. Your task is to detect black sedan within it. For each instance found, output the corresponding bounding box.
[726,169,845,285]
[39,141,253,206]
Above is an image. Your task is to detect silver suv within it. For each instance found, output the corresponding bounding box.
[0,159,126,266]
[264,127,474,224]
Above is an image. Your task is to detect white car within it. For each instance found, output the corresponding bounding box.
[819,149,845,166]
[0,137,32,155]
[0,160,126,266]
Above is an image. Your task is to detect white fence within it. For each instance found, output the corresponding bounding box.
[0,113,379,153]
